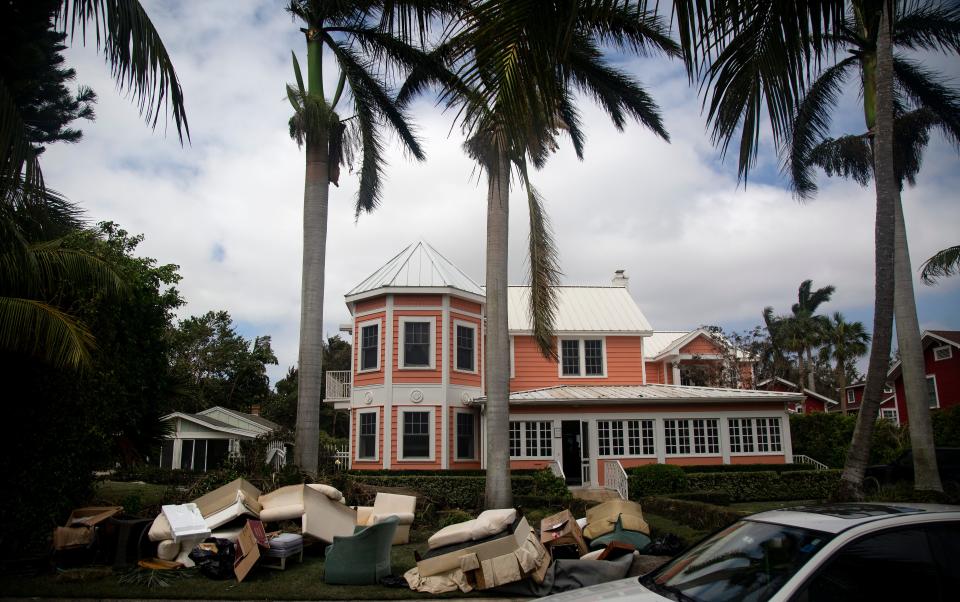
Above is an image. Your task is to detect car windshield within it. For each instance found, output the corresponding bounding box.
[646,520,832,602]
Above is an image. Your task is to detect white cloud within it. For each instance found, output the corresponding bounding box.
[39,1,960,383]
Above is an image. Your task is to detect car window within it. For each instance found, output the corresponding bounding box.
[925,522,960,591]
[791,527,942,602]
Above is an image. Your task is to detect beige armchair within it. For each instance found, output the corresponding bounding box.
[258,484,356,544]
[355,492,416,545]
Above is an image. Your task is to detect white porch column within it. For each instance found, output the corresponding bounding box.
[720,417,731,464]
[655,417,666,464]
[384,294,394,469]
[441,295,450,468]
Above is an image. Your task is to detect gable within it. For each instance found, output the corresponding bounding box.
[679,334,724,356]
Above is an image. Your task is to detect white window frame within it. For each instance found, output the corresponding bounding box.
[398,316,436,370]
[355,408,379,461]
[933,345,953,362]
[927,375,940,408]
[453,319,478,374]
[879,407,900,424]
[728,417,783,455]
[398,407,435,461]
[509,336,515,379]
[663,418,721,457]
[508,420,554,459]
[454,408,478,460]
[846,389,856,404]
[557,337,607,378]
[357,318,381,373]
[597,419,656,458]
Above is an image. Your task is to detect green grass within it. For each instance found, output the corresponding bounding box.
[644,513,708,546]
[94,480,172,510]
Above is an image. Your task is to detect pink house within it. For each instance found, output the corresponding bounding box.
[325,242,803,489]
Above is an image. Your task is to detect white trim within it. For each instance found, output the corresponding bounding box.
[511,330,653,337]
[160,413,254,438]
[346,286,485,305]
[727,416,785,456]
[879,407,900,425]
[927,374,940,408]
[453,319,479,373]
[596,418,657,459]
[508,419,555,460]
[662,417,722,458]
[933,345,953,362]
[355,408,380,462]
[441,295,450,469]
[449,308,483,320]
[846,389,856,404]
[354,306,387,319]
[557,337,608,378]
[509,335,515,379]
[398,315,437,370]
[453,408,479,461]
[398,407,436,461]
[357,318,382,373]
[926,331,960,349]
[383,295,394,469]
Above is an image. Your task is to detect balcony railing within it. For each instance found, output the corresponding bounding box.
[324,370,351,402]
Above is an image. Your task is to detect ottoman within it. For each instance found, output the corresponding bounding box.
[262,533,304,570]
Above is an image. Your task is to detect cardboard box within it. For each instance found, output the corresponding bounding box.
[417,516,533,578]
[52,506,123,550]
[233,521,262,582]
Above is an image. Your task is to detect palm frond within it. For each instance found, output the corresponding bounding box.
[893,56,960,147]
[0,80,44,205]
[806,134,873,187]
[894,1,960,54]
[57,0,190,143]
[0,296,94,369]
[587,3,680,58]
[893,107,939,186]
[785,56,857,199]
[920,244,960,285]
[516,161,560,360]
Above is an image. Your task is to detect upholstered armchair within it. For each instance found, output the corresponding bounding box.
[323,516,399,585]
[355,492,416,545]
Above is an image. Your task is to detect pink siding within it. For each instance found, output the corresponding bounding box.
[680,335,723,355]
[451,297,482,313]
[395,294,442,307]
[509,401,787,415]
[355,297,386,313]
[731,455,785,465]
[510,335,645,391]
[644,362,664,384]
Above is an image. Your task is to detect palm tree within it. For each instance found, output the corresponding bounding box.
[791,280,835,391]
[405,0,678,507]
[921,245,960,284]
[760,306,793,381]
[668,0,940,497]
[283,0,449,474]
[784,0,957,494]
[820,312,870,414]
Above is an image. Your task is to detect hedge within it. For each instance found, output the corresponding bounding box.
[676,463,815,474]
[629,469,841,503]
[640,496,745,531]
[627,464,688,496]
[346,468,542,477]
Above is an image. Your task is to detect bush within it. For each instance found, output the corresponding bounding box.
[931,405,960,447]
[672,490,734,506]
[790,413,906,468]
[682,470,841,503]
[640,497,745,531]
[628,464,688,496]
[109,466,202,486]
[677,463,815,474]
[346,468,542,477]
[438,509,474,528]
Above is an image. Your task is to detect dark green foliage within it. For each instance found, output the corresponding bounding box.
[346,469,542,477]
[672,490,734,506]
[110,466,202,487]
[639,497,745,532]
[790,413,907,468]
[438,509,474,528]
[676,463,815,474]
[629,469,841,504]
[931,406,960,447]
[627,464,689,496]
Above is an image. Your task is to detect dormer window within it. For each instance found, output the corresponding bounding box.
[560,338,605,377]
[399,317,435,369]
[934,345,952,361]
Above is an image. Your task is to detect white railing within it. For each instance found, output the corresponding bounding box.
[265,440,287,470]
[325,370,351,401]
[603,460,629,500]
[793,454,829,471]
[548,459,566,482]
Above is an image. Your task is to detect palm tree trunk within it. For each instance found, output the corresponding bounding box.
[294,35,329,476]
[894,199,942,492]
[836,358,847,415]
[839,4,897,500]
[484,148,513,509]
[805,347,816,391]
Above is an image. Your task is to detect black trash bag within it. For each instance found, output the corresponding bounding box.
[645,533,685,556]
[188,537,236,579]
[379,574,408,588]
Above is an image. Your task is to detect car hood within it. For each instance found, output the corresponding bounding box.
[538,577,670,601]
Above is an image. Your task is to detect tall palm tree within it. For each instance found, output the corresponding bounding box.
[785,0,957,494]
[791,279,835,391]
[667,0,939,497]
[404,0,678,507]
[921,245,960,283]
[284,0,450,474]
[820,312,870,414]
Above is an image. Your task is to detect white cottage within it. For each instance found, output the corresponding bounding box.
[159,406,283,471]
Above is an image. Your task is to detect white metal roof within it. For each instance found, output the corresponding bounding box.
[346,240,484,300]
[507,286,652,333]
[644,331,691,357]
[481,384,803,404]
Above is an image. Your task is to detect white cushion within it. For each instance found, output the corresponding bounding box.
[306,483,344,501]
[148,514,173,542]
[156,539,179,561]
[260,503,304,522]
[474,509,516,539]
[429,520,476,550]
[372,511,415,525]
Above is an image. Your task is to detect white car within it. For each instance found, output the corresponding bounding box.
[537,503,960,602]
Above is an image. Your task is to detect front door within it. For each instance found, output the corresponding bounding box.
[561,420,583,486]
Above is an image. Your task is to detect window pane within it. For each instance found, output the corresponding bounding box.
[361,324,379,370]
[509,422,520,457]
[741,419,755,453]
[561,340,580,376]
[927,377,938,408]
[768,418,782,452]
[403,411,430,458]
[706,419,720,454]
[611,420,624,455]
[160,440,174,468]
[195,439,208,472]
[404,322,431,367]
[180,440,194,470]
[729,419,742,453]
[526,422,538,456]
[677,420,691,454]
[584,340,603,375]
[642,420,655,455]
[665,419,678,455]
[539,422,552,457]
[757,418,770,452]
[359,412,376,459]
[207,439,228,469]
[627,420,641,455]
[456,413,475,459]
[456,325,475,371]
[598,421,611,456]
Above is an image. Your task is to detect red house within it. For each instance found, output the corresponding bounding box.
[756,377,839,414]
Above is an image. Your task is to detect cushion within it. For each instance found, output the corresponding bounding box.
[475,509,516,539]
[583,500,649,540]
[156,539,179,561]
[429,519,477,550]
[372,511,415,525]
[579,549,604,561]
[268,533,303,551]
[148,514,173,542]
[260,503,305,522]
[306,483,343,501]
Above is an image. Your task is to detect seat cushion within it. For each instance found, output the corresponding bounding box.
[306,483,344,502]
[428,519,478,550]
[260,503,304,522]
[156,539,179,561]
[372,511,415,525]
[475,509,516,538]
[427,509,516,550]
[148,514,173,542]
[268,533,303,551]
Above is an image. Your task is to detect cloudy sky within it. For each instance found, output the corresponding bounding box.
[42,1,960,383]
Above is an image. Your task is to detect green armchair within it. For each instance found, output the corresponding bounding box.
[589,515,652,551]
[323,516,399,585]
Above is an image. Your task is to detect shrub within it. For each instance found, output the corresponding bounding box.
[932,405,960,447]
[628,464,688,496]
[438,509,474,528]
[683,470,841,503]
[790,413,906,468]
[640,497,745,531]
[672,490,733,506]
[677,463,815,474]
[110,466,202,486]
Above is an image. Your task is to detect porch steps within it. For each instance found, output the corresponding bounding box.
[571,488,622,502]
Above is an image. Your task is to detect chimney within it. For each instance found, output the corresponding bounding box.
[612,269,629,288]
[250,404,261,416]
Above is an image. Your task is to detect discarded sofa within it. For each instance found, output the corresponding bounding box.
[324,516,399,585]
[258,484,356,544]
[355,492,417,545]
